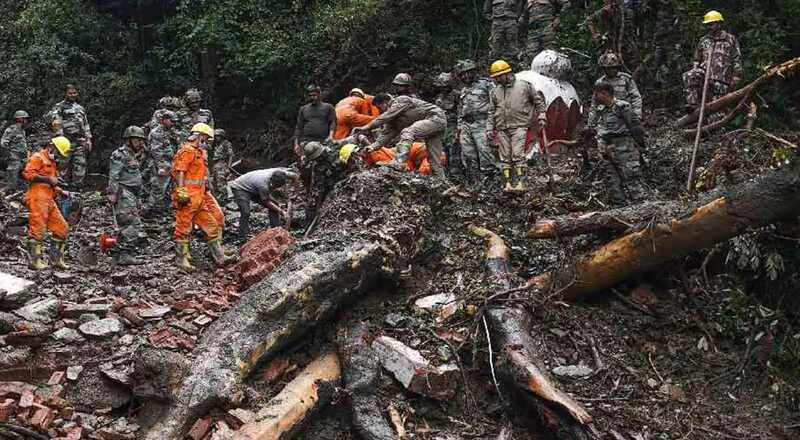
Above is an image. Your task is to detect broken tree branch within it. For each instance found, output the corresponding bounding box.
[527,159,800,301]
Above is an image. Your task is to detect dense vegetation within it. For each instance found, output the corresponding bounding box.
[0,0,797,156]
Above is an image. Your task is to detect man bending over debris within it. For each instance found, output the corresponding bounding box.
[587,81,646,206]
[171,123,236,272]
[22,136,72,270]
[300,141,346,228]
[354,93,449,180]
[229,167,299,243]
[107,126,149,266]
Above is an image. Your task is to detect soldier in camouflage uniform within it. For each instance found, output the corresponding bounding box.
[433,72,463,180]
[457,60,497,186]
[588,82,646,206]
[146,111,179,217]
[49,85,92,188]
[211,129,234,204]
[484,0,525,62]
[1,110,30,194]
[300,141,345,227]
[145,96,183,134]
[177,89,214,140]
[587,53,642,129]
[587,0,623,54]
[107,126,149,265]
[682,11,742,109]
[522,0,570,65]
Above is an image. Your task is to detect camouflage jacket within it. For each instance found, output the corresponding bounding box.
[458,77,494,125]
[487,75,546,132]
[588,72,642,127]
[108,144,145,195]
[49,101,91,139]
[595,99,641,139]
[692,30,743,85]
[177,108,214,132]
[435,90,460,124]
[148,125,178,172]
[1,124,28,155]
[212,139,234,164]
[484,0,524,20]
[374,96,447,147]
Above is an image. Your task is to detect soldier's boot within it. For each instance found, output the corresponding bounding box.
[502,168,514,193]
[174,240,196,273]
[208,239,237,268]
[27,240,49,270]
[50,239,70,270]
[514,166,528,192]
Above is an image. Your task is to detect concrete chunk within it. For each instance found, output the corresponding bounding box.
[14,298,60,324]
[0,272,36,309]
[372,336,458,400]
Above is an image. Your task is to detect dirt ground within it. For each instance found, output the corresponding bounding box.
[0,119,799,439]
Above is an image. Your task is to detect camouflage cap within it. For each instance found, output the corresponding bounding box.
[214,129,226,138]
[185,88,202,103]
[13,110,29,119]
[433,73,452,87]
[457,60,478,74]
[598,52,622,67]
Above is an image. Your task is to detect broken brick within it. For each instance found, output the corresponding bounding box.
[118,308,144,327]
[18,389,34,408]
[372,336,459,401]
[30,407,55,430]
[59,303,111,319]
[0,382,36,398]
[225,408,256,429]
[201,296,228,312]
[236,228,294,289]
[0,399,17,421]
[64,425,83,440]
[193,315,213,326]
[48,371,65,386]
[187,417,212,440]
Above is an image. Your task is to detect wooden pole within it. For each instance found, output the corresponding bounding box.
[687,48,716,192]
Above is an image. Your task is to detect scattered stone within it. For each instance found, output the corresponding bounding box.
[66,366,83,381]
[100,363,133,386]
[372,336,459,401]
[119,307,145,327]
[0,399,16,422]
[14,297,60,324]
[138,306,171,320]
[66,370,131,411]
[552,364,594,378]
[0,271,37,309]
[60,303,111,319]
[78,313,99,324]
[148,328,195,351]
[550,328,568,338]
[79,318,123,338]
[414,293,456,311]
[119,334,135,346]
[193,315,213,326]
[53,328,85,344]
[659,383,687,402]
[53,271,76,284]
[110,272,128,285]
[170,320,199,335]
[384,312,407,327]
[30,407,55,430]
[18,389,34,408]
[131,346,189,401]
[225,408,256,429]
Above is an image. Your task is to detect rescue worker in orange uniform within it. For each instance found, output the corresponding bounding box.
[171,123,235,272]
[22,137,72,270]
[333,89,378,140]
[406,142,447,175]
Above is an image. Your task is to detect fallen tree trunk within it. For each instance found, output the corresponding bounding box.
[528,201,684,240]
[336,322,396,440]
[528,160,800,301]
[676,57,800,128]
[470,226,595,439]
[142,171,432,440]
[234,352,341,440]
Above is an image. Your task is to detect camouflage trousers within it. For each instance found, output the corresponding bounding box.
[5,151,27,193]
[490,18,519,62]
[599,136,644,206]
[210,162,231,203]
[62,135,88,188]
[396,116,447,180]
[460,119,497,174]
[682,68,730,107]
[147,166,172,214]
[444,120,464,179]
[525,6,558,64]
[114,187,147,252]
[496,127,529,170]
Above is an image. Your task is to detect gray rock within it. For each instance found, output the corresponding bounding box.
[413,293,456,311]
[384,312,407,327]
[79,318,123,338]
[67,365,84,381]
[0,271,37,309]
[53,328,85,344]
[139,306,171,320]
[552,364,594,378]
[14,297,60,324]
[66,369,131,411]
[53,271,75,284]
[79,313,99,324]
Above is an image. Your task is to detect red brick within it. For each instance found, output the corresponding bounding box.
[48,371,65,386]
[30,407,54,430]
[0,399,17,422]
[201,296,228,312]
[187,417,212,440]
[65,425,83,440]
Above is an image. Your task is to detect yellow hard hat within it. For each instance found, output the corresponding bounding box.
[191,123,214,139]
[51,136,71,157]
[703,10,724,24]
[339,143,357,164]
[490,60,512,78]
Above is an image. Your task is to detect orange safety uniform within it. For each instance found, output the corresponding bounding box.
[363,147,396,167]
[333,96,377,140]
[22,149,68,241]
[171,137,225,241]
[363,95,381,117]
[407,142,447,175]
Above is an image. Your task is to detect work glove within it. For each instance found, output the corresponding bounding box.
[176,186,190,207]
